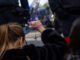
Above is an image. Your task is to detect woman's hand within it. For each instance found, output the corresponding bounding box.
[29,21,45,33]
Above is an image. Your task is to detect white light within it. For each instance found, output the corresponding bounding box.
[18,0,21,7]
[40,0,48,6]
[51,15,54,17]
[28,0,48,7]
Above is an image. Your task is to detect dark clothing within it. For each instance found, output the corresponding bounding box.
[2,29,68,60]
[62,0,80,9]
[20,0,29,9]
[0,0,30,25]
[48,0,80,37]
[66,49,80,60]
[55,13,80,37]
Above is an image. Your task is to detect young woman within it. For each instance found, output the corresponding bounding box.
[0,21,67,60]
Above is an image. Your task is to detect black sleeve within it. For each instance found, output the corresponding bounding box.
[41,29,66,45]
[23,29,68,60]
[48,0,55,13]
[20,0,30,22]
[20,0,29,9]
[39,29,67,60]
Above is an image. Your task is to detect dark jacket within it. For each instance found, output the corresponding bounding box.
[0,0,30,25]
[2,29,68,60]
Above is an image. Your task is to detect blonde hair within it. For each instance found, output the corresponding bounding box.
[0,23,25,59]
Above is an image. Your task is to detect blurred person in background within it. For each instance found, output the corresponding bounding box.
[0,0,30,26]
[64,17,80,60]
[48,0,80,37]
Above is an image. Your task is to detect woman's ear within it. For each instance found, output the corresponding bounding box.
[19,37,24,48]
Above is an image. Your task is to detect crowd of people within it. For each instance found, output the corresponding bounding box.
[0,0,80,60]
[0,19,80,60]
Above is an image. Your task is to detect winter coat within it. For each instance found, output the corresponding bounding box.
[2,29,68,60]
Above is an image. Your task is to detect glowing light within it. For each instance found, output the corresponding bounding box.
[28,0,48,7]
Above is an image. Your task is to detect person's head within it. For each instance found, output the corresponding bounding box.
[0,23,25,57]
[69,17,80,49]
